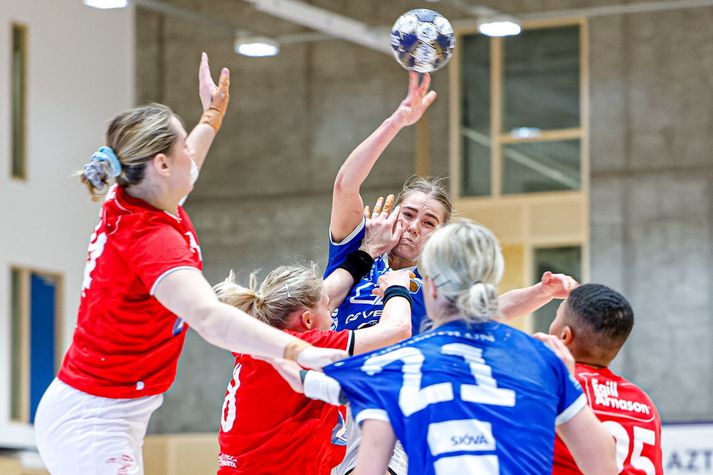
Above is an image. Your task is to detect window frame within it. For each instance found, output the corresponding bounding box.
[11,22,29,181]
[450,18,590,332]
[450,17,590,201]
[10,266,64,423]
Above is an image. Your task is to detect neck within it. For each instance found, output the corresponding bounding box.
[125,182,179,214]
[387,251,417,270]
[575,359,609,369]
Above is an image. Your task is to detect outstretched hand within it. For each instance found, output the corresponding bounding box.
[198,52,230,132]
[391,71,437,128]
[540,271,579,299]
[533,332,575,375]
[360,194,403,258]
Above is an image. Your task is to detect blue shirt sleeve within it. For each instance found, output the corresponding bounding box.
[323,218,366,278]
[324,353,391,425]
[553,356,586,425]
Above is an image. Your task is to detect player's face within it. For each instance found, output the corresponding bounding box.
[309,288,333,331]
[166,117,196,196]
[392,192,447,263]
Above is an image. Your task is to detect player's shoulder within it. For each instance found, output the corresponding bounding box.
[285,328,349,350]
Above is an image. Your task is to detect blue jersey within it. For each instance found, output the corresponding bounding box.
[325,220,429,334]
[323,320,586,475]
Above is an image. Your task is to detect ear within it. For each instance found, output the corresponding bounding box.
[152,153,171,177]
[425,276,439,300]
[560,325,574,345]
[300,310,313,330]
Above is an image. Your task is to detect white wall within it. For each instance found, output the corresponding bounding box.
[0,0,134,448]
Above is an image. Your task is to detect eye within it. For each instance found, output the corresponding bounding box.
[402,210,415,219]
[424,221,436,228]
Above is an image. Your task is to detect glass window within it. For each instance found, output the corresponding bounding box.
[459,24,582,197]
[461,34,490,196]
[503,26,580,132]
[532,246,582,334]
[502,139,580,194]
[12,23,28,180]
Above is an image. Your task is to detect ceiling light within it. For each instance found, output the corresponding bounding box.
[477,15,522,37]
[84,0,128,8]
[234,36,280,57]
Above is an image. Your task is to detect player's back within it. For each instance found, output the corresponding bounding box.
[553,363,663,475]
[327,320,585,475]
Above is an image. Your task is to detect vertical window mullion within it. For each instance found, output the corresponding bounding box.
[11,268,30,422]
[11,23,28,180]
[491,37,503,198]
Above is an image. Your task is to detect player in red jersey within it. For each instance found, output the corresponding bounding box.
[214,202,413,475]
[546,283,663,475]
[34,54,345,475]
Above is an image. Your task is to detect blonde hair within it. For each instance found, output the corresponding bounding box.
[80,103,180,201]
[397,176,453,223]
[419,219,504,323]
[213,265,324,329]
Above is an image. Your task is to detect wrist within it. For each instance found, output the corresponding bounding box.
[199,106,224,132]
[337,249,375,282]
[384,114,405,132]
[284,338,311,362]
[383,285,413,307]
[358,243,382,259]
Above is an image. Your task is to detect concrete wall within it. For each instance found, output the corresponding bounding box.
[135,0,713,434]
[0,0,134,448]
[588,7,713,420]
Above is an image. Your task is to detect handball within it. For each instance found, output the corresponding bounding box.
[390,9,455,73]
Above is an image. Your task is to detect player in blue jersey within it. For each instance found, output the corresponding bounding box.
[327,72,577,336]
[273,219,616,475]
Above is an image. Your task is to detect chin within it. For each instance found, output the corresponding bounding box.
[393,245,420,264]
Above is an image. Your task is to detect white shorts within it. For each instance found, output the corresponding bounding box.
[35,378,163,475]
[331,407,408,475]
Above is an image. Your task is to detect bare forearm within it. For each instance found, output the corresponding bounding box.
[324,269,355,312]
[186,123,216,170]
[499,283,551,321]
[354,297,411,354]
[335,116,403,193]
[189,301,295,358]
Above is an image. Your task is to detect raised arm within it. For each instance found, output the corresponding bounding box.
[499,271,578,321]
[186,52,230,171]
[330,72,437,242]
[154,268,346,369]
[324,196,402,310]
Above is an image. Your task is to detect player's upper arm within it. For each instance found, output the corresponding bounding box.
[353,419,396,475]
[557,405,617,475]
[152,267,218,332]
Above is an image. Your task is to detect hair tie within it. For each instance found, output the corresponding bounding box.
[91,146,122,177]
[285,283,292,298]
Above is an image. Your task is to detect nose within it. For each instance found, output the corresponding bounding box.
[407,220,420,235]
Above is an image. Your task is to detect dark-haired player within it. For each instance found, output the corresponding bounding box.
[546,283,663,475]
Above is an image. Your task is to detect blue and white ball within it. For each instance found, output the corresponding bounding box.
[390,9,455,73]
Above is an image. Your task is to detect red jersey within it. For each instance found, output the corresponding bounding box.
[58,185,203,399]
[553,364,663,475]
[217,329,354,475]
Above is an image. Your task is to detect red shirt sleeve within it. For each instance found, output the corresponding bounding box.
[287,329,353,354]
[123,215,200,294]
